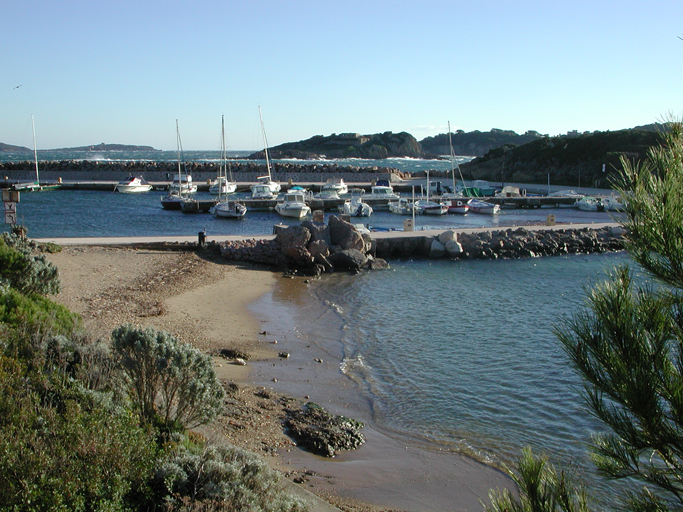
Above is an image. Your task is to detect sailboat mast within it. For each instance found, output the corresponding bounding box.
[258,106,272,180]
[176,119,183,198]
[32,114,39,184]
[448,121,456,193]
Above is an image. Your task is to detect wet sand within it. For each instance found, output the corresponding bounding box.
[47,245,511,511]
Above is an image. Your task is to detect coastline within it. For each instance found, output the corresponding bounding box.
[46,245,512,512]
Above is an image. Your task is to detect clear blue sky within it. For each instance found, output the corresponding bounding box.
[2,0,682,151]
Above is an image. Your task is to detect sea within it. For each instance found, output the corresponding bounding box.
[2,150,628,504]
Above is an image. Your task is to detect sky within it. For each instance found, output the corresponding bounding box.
[2,0,682,151]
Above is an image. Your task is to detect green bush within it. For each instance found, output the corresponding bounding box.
[112,325,225,430]
[153,442,308,512]
[0,233,60,296]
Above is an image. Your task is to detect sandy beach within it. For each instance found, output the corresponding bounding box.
[47,245,511,512]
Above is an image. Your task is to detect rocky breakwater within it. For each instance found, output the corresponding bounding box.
[218,215,390,275]
[375,225,626,260]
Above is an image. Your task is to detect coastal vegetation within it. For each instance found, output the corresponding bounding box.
[0,233,307,511]
[485,119,683,511]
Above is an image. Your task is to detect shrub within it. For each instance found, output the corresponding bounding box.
[0,232,60,295]
[153,442,308,512]
[112,325,225,430]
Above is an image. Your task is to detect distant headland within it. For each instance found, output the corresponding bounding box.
[0,142,158,153]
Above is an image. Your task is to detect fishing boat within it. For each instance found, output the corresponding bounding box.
[440,122,472,214]
[340,189,373,217]
[13,114,61,192]
[468,198,501,215]
[161,120,191,210]
[115,175,153,193]
[444,197,471,214]
[210,115,246,219]
[250,106,281,196]
[275,191,311,219]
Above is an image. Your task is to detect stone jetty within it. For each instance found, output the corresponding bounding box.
[214,218,626,274]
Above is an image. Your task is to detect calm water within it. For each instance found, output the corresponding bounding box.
[259,252,631,504]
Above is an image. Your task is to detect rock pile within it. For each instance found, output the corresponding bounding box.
[218,215,390,275]
[374,225,626,260]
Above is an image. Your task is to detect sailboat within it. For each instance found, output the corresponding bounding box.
[161,120,190,210]
[415,170,448,215]
[440,121,472,214]
[211,115,246,219]
[13,114,60,191]
[250,106,280,198]
[209,116,237,195]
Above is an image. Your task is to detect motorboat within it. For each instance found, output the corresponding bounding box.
[250,183,277,199]
[388,197,421,215]
[366,180,400,199]
[321,177,348,196]
[443,197,471,214]
[576,196,604,212]
[313,188,340,200]
[251,175,280,195]
[468,199,501,215]
[340,189,373,217]
[211,199,247,219]
[275,191,311,219]
[115,175,153,193]
[414,199,448,215]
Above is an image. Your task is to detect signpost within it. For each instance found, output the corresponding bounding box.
[2,190,20,225]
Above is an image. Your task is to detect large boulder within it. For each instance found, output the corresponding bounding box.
[308,239,333,273]
[301,220,331,246]
[276,225,311,252]
[329,216,365,252]
[329,249,367,271]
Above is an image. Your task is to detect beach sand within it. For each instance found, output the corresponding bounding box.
[47,245,511,512]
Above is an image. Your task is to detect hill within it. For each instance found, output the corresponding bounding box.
[248,131,423,160]
[53,143,158,152]
[420,129,545,157]
[0,143,31,153]
[459,126,666,188]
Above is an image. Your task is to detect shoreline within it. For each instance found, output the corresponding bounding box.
[46,244,513,511]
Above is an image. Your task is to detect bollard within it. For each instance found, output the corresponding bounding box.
[546,214,556,226]
[403,219,414,232]
[198,230,206,247]
[312,210,324,223]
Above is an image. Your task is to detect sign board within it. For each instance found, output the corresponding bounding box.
[4,202,16,213]
[2,190,20,202]
[4,212,16,225]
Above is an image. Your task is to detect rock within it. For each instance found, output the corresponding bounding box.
[445,240,463,256]
[234,358,246,366]
[301,220,331,246]
[329,215,365,252]
[284,403,365,457]
[430,239,446,258]
[367,257,390,270]
[276,225,311,252]
[329,249,367,270]
[438,230,457,245]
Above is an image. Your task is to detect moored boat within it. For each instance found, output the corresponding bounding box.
[366,179,400,199]
[115,175,153,193]
[211,199,247,219]
[275,191,311,219]
[576,196,604,212]
[340,189,373,217]
[468,198,501,215]
[321,177,348,196]
[444,197,471,214]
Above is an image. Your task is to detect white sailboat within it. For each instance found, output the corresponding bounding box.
[209,115,237,195]
[161,120,189,210]
[13,114,60,192]
[250,106,280,198]
[211,115,246,219]
[441,121,471,214]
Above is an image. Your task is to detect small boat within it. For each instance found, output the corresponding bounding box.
[321,177,348,196]
[576,196,604,212]
[468,199,501,215]
[250,106,281,196]
[211,199,247,219]
[250,183,277,199]
[313,188,340,200]
[115,175,153,193]
[170,174,197,195]
[388,197,421,215]
[162,120,193,210]
[275,191,311,219]
[13,114,61,192]
[601,196,625,211]
[415,199,448,215]
[340,189,373,217]
[443,197,471,214]
[366,180,400,199]
[209,176,237,195]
